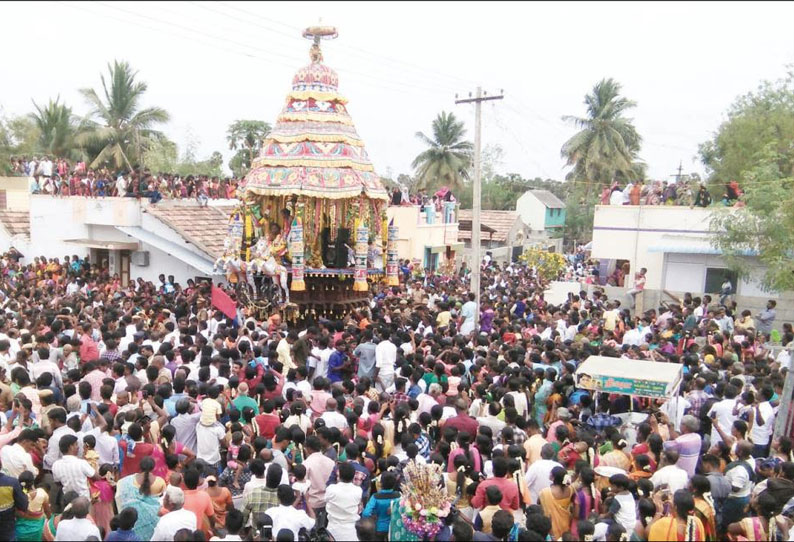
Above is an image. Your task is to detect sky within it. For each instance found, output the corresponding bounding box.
[2,1,793,182]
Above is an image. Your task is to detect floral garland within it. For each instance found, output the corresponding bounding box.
[399,462,451,538]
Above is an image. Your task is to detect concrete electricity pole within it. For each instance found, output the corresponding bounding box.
[455,87,503,328]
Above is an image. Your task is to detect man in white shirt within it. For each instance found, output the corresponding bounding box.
[43,408,79,470]
[319,398,348,431]
[707,385,739,446]
[150,486,197,541]
[374,332,397,392]
[0,429,38,477]
[749,386,776,457]
[325,462,363,542]
[196,421,226,468]
[650,449,689,494]
[54,497,101,541]
[525,444,563,504]
[265,485,315,540]
[52,434,97,499]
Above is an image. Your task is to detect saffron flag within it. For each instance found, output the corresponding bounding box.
[211,285,237,320]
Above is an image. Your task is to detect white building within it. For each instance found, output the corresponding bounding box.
[386,205,461,271]
[27,195,235,285]
[591,204,793,322]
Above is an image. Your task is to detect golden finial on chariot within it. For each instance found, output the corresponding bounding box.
[303,23,338,63]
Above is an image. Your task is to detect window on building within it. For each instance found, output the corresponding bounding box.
[0,190,6,210]
[704,267,738,295]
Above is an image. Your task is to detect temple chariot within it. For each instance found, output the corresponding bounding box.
[214,25,399,323]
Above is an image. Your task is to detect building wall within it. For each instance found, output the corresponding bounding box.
[387,205,458,264]
[515,192,546,231]
[591,205,714,289]
[0,177,32,210]
[28,196,218,284]
[544,207,566,229]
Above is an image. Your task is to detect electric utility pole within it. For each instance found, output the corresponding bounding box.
[455,87,503,329]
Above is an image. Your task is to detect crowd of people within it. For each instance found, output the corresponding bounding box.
[0,244,792,542]
[602,178,745,208]
[9,156,241,203]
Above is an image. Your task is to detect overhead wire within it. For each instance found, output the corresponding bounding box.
[61,1,459,98]
[218,1,480,88]
[186,1,464,95]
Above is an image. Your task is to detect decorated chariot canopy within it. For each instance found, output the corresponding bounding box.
[215,25,399,319]
[243,25,388,201]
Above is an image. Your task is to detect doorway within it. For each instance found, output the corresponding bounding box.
[120,250,131,286]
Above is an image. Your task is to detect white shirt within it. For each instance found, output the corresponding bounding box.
[749,401,775,445]
[89,428,121,467]
[265,504,315,540]
[650,464,689,494]
[525,458,563,504]
[0,443,38,477]
[55,517,100,541]
[44,425,78,470]
[708,398,738,445]
[320,411,349,431]
[726,458,755,498]
[622,327,642,347]
[375,340,397,376]
[325,482,363,542]
[52,455,95,498]
[196,422,226,464]
[150,508,197,541]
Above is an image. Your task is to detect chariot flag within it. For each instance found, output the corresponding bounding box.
[211,285,237,320]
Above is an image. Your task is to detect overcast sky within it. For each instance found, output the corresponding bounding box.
[2,1,793,182]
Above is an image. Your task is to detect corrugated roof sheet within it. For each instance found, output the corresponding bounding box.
[0,210,30,238]
[457,210,520,243]
[145,204,234,259]
[526,190,565,209]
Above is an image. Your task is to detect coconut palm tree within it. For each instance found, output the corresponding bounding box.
[226,120,271,177]
[561,78,642,199]
[412,111,473,192]
[77,60,170,169]
[29,96,81,159]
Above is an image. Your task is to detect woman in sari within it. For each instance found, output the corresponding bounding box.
[42,491,80,542]
[115,456,166,541]
[539,466,573,539]
[15,471,50,541]
[726,492,779,541]
[690,476,717,542]
[151,424,195,479]
[571,466,600,539]
[600,434,632,472]
[648,490,706,542]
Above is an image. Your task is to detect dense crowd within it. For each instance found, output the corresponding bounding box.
[602,179,745,208]
[9,156,241,203]
[0,245,792,542]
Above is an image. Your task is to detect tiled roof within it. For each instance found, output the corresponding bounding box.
[0,210,30,238]
[526,190,565,209]
[145,204,234,259]
[457,210,520,243]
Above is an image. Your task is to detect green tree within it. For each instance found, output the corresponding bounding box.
[227,120,271,177]
[699,69,794,187]
[412,111,473,192]
[707,70,794,292]
[561,78,643,198]
[78,60,170,169]
[29,96,81,159]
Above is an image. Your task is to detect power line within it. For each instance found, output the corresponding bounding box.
[61,1,458,98]
[188,2,463,94]
[219,2,479,88]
